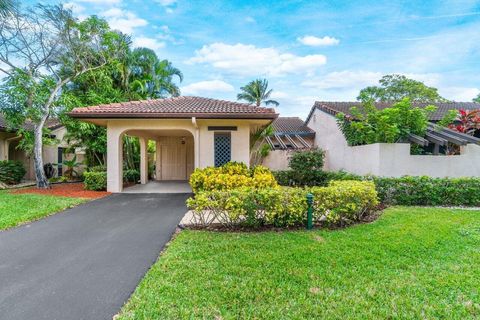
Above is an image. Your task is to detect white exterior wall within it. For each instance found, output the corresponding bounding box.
[1,128,85,180]
[262,150,292,171]
[106,118,253,192]
[307,108,480,177]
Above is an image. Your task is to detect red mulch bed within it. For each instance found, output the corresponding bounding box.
[12,183,111,199]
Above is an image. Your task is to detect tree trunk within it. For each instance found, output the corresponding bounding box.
[33,117,49,189]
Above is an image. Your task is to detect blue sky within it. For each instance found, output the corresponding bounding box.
[49,0,480,117]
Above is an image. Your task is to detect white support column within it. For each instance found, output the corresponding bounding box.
[155,138,162,180]
[192,117,200,169]
[139,137,148,184]
[107,126,123,193]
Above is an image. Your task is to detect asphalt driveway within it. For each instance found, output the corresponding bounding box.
[0,193,190,320]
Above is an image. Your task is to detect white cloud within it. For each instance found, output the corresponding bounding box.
[132,36,166,51]
[270,91,289,99]
[441,87,480,101]
[181,80,235,95]
[187,43,327,77]
[297,35,340,46]
[245,16,256,23]
[302,70,381,89]
[63,2,85,15]
[103,8,147,34]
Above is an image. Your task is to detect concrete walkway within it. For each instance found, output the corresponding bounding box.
[0,193,190,320]
[123,180,192,193]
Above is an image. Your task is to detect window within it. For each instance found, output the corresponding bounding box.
[57,147,63,176]
[214,133,231,167]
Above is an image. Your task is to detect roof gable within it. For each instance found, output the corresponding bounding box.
[68,96,278,120]
[272,117,315,136]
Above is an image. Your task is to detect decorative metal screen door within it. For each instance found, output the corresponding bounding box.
[214,133,231,167]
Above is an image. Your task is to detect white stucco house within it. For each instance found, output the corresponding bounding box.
[0,115,85,180]
[69,96,278,192]
[305,101,480,178]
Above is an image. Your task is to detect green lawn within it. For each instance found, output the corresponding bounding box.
[0,191,85,231]
[118,207,480,319]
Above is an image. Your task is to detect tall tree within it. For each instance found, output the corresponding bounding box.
[358,74,447,103]
[474,94,480,103]
[0,6,123,188]
[237,79,279,106]
[61,44,182,168]
[115,47,183,99]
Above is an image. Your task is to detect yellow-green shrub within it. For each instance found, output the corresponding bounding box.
[189,162,277,193]
[186,181,378,228]
[309,180,378,224]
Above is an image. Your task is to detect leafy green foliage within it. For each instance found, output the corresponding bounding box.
[60,43,183,168]
[117,207,480,319]
[186,180,377,228]
[61,155,82,180]
[288,149,324,182]
[237,78,279,106]
[275,170,480,207]
[474,93,480,103]
[357,74,447,103]
[336,98,435,146]
[83,171,107,191]
[189,162,277,194]
[373,176,480,206]
[272,149,327,186]
[123,169,140,183]
[0,160,26,184]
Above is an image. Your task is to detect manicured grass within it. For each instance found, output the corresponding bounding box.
[118,207,480,319]
[0,191,85,230]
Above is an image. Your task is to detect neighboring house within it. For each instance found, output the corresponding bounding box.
[261,117,315,170]
[69,96,278,192]
[0,115,85,180]
[306,101,480,178]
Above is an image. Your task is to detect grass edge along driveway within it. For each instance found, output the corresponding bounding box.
[117,206,480,319]
[0,190,86,231]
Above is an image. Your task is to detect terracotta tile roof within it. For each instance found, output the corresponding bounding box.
[68,96,278,119]
[307,101,480,122]
[272,117,315,136]
[0,114,62,132]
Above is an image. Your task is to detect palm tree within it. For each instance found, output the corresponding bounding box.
[0,0,16,17]
[237,79,279,107]
[115,47,183,99]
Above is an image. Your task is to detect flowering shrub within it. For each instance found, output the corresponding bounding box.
[448,109,480,135]
[186,180,378,228]
[189,162,277,193]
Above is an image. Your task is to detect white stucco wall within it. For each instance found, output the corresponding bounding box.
[262,150,293,171]
[105,118,255,192]
[1,127,85,180]
[307,107,480,177]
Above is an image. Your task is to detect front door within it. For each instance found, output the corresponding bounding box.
[160,143,186,180]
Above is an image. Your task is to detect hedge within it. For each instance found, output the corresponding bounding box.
[0,160,26,185]
[275,170,480,207]
[189,162,277,193]
[83,171,107,191]
[124,169,140,183]
[186,180,378,228]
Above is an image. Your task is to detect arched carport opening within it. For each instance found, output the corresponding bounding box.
[108,125,197,193]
